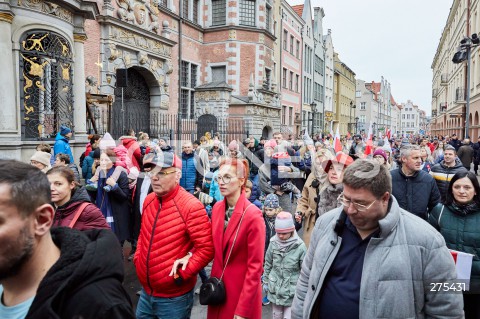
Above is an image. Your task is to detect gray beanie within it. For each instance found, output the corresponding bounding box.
[275,211,295,234]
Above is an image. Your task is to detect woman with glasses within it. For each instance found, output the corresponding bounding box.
[208,158,265,319]
[428,171,480,318]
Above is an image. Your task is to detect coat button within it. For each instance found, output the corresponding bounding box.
[311,285,315,291]
[330,240,336,246]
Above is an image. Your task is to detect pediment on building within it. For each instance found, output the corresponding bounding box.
[195,81,233,91]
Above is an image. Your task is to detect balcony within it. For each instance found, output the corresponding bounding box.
[440,74,448,86]
[455,87,466,103]
[432,110,438,117]
[440,102,447,112]
[432,88,438,98]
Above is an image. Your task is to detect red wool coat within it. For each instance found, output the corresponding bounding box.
[207,193,265,319]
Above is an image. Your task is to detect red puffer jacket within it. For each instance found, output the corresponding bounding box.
[134,184,214,297]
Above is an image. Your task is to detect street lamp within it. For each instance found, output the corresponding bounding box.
[349,101,356,133]
[310,102,317,136]
[355,116,359,134]
[452,33,479,138]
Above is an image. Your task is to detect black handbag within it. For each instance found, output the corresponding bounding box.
[199,203,253,306]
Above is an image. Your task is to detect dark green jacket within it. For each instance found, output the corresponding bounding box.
[429,202,480,293]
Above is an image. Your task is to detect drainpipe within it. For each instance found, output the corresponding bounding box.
[177,0,184,149]
[279,9,283,129]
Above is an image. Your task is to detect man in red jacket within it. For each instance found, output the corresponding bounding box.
[134,151,214,318]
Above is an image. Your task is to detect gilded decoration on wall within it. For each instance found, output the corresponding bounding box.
[19,30,74,140]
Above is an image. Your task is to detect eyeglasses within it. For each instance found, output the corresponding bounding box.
[147,169,177,179]
[337,193,376,212]
[214,175,232,184]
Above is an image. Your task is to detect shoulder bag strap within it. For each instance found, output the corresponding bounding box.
[220,203,253,281]
[69,202,90,228]
[438,204,445,228]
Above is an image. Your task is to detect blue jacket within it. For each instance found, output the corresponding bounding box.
[209,170,224,202]
[82,152,95,180]
[54,132,74,163]
[180,152,197,192]
[391,168,441,219]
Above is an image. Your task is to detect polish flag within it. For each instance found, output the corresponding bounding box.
[364,122,374,156]
[386,128,391,139]
[334,126,342,154]
[450,250,474,291]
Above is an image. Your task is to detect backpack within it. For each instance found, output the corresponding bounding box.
[79,152,86,168]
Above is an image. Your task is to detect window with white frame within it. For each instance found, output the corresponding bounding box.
[289,71,293,90]
[212,0,226,25]
[282,68,287,88]
[295,74,299,92]
[290,35,294,54]
[193,0,199,23]
[182,0,189,19]
[296,40,300,58]
[361,102,366,110]
[181,61,198,119]
[239,0,255,26]
[283,30,288,50]
[266,5,271,32]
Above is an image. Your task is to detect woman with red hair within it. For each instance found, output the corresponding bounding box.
[207,158,266,319]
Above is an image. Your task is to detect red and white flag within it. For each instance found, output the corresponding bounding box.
[386,127,391,139]
[450,250,474,291]
[334,126,342,154]
[364,122,374,156]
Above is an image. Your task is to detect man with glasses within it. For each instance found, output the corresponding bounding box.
[292,159,463,319]
[391,144,441,219]
[134,151,214,318]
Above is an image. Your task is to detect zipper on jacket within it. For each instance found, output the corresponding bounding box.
[146,200,162,295]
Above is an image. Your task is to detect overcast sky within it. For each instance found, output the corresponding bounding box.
[288,0,453,114]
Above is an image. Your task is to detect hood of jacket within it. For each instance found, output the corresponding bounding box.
[440,158,464,170]
[26,227,125,318]
[54,187,91,221]
[55,132,69,142]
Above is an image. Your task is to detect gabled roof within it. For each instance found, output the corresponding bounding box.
[292,5,304,18]
[390,95,396,105]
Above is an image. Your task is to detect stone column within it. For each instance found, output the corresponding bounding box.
[0,11,17,133]
[73,33,87,137]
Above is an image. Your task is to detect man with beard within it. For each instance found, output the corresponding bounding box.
[0,160,134,319]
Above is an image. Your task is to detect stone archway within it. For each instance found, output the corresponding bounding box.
[262,126,273,139]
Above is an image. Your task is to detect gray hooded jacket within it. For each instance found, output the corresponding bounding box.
[292,196,464,319]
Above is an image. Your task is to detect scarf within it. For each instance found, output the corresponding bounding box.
[265,216,276,240]
[450,201,480,216]
[96,167,115,232]
[274,231,299,253]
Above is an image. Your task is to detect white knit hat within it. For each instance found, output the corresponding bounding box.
[275,211,295,234]
[30,151,51,167]
[99,132,116,150]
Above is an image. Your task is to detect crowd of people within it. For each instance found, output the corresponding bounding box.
[0,125,479,319]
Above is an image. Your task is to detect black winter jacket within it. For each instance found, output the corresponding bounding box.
[26,227,134,319]
[391,168,441,220]
[430,159,468,203]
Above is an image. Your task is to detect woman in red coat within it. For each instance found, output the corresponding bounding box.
[46,166,109,230]
[207,158,266,319]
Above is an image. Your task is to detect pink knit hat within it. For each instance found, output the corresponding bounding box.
[228,140,239,151]
[275,211,295,234]
[264,139,277,150]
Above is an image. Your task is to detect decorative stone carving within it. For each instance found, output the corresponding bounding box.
[229,30,236,40]
[85,75,98,93]
[18,0,73,23]
[107,44,120,61]
[116,0,161,34]
[110,26,172,58]
[259,34,264,44]
[138,51,148,64]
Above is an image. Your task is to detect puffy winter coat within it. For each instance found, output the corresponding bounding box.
[429,202,480,293]
[119,136,142,170]
[292,197,464,319]
[26,228,135,319]
[53,186,109,231]
[180,152,198,192]
[134,184,214,297]
[430,159,468,202]
[209,170,224,202]
[53,132,73,163]
[264,233,306,306]
[391,168,441,219]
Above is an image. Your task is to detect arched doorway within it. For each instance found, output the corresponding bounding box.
[262,126,272,139]
[197,114,218,138]
[112,68,150,138]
